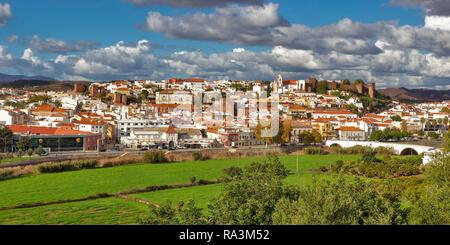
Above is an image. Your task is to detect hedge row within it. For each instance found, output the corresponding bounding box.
[37,160,99,173]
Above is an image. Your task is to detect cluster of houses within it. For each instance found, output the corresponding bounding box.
[0,75,449,153]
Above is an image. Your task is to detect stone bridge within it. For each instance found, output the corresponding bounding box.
[325,140,438,156]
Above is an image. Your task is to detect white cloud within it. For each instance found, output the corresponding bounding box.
[425,15,450,31]
[0,2,11,27]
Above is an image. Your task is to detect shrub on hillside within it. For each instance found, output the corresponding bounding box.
[374,146,395,156]
[330,156,423,179]
[328,145,374,155]
[304,147,327,155]
[38,160,98,173]
[144,150,169,164]
[0,168,14,180]
[34,146,46,156]
[192,151,211,161]
[99,157,142,168]
[223,166,243,179]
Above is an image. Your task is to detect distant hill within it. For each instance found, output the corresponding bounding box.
[379,87,450,102]
[0,73,56,83]
[1,80,91,92]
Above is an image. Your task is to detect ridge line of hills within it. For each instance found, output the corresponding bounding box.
[0,73,449,102]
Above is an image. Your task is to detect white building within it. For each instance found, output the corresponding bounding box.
[0,109,29,125]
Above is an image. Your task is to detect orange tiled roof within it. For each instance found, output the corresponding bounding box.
[337,126,363,132]
[32,104,66,113]
[7,125,92,136]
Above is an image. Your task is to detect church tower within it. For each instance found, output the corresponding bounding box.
[273,74,283,93]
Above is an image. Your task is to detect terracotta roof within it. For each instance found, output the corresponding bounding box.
[165,125,177,134]
[337,126,363,132]
[283,80,298,86]
[312,118,337,123]
[312,110,354,115]
[7,125,92,136]
[32,104,66,113]
[74,118,106,126]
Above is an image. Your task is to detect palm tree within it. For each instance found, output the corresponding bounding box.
[420,117,426,130]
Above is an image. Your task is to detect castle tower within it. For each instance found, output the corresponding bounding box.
[307,77,317,92]
[367,83,376,98]
[73,83,86,93]
[355,82,364,94]
[121,94,128,105]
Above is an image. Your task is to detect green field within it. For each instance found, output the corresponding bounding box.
[0,154,359,224]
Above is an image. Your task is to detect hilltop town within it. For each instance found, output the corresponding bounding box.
[0,75,448,154]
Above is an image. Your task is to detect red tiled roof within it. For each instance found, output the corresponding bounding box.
[165,125,177,134]
[32,104,66,113]
[313,110,354,115]
[283,80,298,86]
[337,126,363,132]
[7,125,92,136]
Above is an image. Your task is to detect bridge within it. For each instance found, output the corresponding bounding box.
[325,140,438,156]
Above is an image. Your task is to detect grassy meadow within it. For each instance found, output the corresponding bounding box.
[0,154,359,224]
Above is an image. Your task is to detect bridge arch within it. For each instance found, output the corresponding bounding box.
[400,148,419,156]
[329,143,342,148]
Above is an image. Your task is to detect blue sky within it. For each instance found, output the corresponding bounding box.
[2,0,424,54]
[0,0,449,88]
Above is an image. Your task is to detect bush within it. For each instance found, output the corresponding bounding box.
[26,148,34,157]
[198,179,216,185]
[223,166,243,179]
[34,146,46,156]
[144,150,169,164]
[361,149,379,164]
[330,156,423,179]
[0,168,14,180]
[192,151,211,161]
[190,176,197,184]
[38,160,98,173]
[304,147,326,155]
[375,146,395,156]
[99,157,142,168]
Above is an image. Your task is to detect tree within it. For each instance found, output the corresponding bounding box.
[0,126,13,152]
[410,148,449,224]
[53,100,62,107]
[141,156,297,225]
[277,120,292,144]
[26,148,34,157]
[409,186,449,225]
[401,121,408,133]
[139,200,208,225]
[17,136,31,152]
[272,177,408,225]
[420,117,426,130]
[443,116,449,126]
[144,150,169,164]
[361,149,378,164]
[207,156,297,225]
[427,131,439,139]
[34,146,46,156]
[140,89,149,101]
[75,102,83,113]
[316,81,328,94]
[390,115,402,122]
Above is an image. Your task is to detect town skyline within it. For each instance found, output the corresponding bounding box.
[0,0,449,89]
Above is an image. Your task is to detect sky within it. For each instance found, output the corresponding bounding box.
[0,0,449,88]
